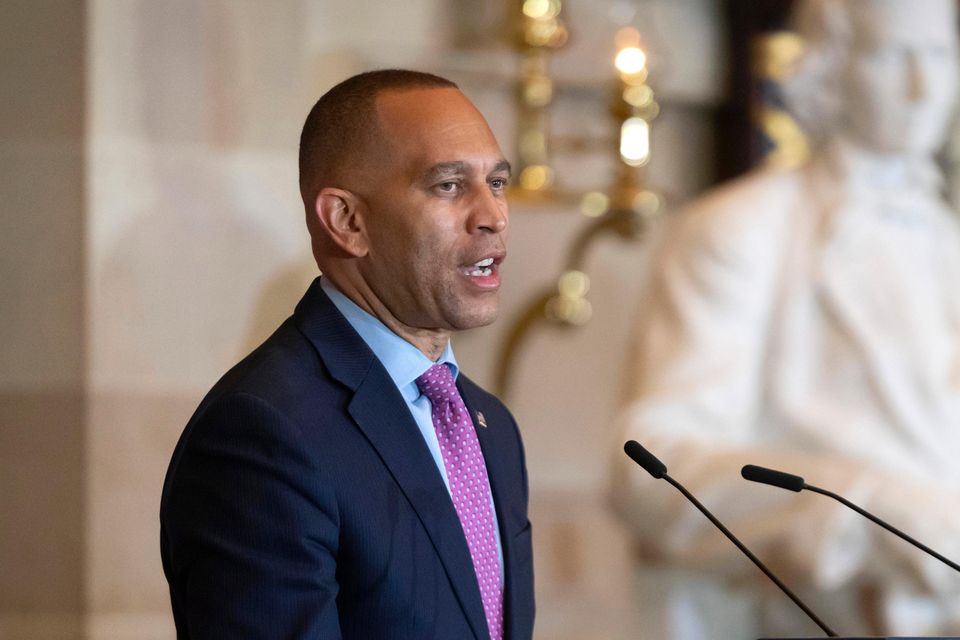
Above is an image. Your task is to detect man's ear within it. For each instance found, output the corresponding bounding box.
[311,188,369,258]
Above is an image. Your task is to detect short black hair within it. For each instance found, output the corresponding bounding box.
[298,69,458,205]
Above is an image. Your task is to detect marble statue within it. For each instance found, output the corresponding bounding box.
[611,0,960,636]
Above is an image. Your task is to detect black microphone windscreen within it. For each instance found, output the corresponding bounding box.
[624,440,667,479]
[741,464,805,492]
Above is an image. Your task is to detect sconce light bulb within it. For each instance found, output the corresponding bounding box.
[558,270,590,297]
[615,47,647,75]
[523,0,559,20]
[580,191,610,218]
[519,164,553,191]
[620,117,650,166]
[614,26,642,50]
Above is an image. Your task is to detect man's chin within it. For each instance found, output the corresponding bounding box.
[449,306,500,331]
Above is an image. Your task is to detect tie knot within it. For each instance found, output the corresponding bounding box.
[416,364,458,404]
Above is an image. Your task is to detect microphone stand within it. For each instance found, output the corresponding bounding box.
[803,484,960,574]
[662,473,838,637]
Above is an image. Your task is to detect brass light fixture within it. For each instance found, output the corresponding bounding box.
[494,22,662,397]
[512,0,569,196]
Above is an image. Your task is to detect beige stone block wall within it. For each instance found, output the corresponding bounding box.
[0,1,86,638]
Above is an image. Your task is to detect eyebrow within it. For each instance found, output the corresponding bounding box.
[423,160,512,182]
[493,160,512,177]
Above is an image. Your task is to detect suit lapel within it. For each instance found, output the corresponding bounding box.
[458,381,523,640]
[348,376,490,640]
[459,384,510,525]
[294,279,489,640]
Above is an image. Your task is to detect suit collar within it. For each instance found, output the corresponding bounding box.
[459,379,527,640]
[459,381,510,528]
[318,277,461,396]
[348,375,491,640]
[293,277,375,391]
[293,277,493,639]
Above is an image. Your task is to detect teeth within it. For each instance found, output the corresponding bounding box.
[469,267,492,277]
[474,257,494,267]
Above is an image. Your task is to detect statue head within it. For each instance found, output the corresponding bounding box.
[784,0,959,157]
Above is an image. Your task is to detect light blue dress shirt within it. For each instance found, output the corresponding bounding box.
[320,278,504,582]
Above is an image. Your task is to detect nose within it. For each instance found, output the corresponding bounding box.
[907,51,928,101]
[469,186,508,235]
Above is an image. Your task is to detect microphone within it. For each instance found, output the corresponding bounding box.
[624,439,666,478]
[622,441,838,637]
[742,464,960,575]
[742,464,804,492]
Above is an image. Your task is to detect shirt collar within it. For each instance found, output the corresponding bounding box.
[320,278,459,402]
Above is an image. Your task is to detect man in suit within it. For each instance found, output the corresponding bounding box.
[160,69,534,640]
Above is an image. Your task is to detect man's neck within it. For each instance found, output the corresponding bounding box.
[322,273,450,361]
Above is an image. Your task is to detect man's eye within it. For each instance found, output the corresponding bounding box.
[437,181,459,193]
[490,178,508,190]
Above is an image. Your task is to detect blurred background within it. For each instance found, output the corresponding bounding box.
[3,0,959,638]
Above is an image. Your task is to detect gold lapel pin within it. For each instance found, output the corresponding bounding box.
[476,411,488,428]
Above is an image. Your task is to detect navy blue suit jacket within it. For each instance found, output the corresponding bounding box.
[160,278,535,639]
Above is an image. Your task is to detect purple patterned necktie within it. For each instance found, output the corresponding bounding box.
[416,364,503,640]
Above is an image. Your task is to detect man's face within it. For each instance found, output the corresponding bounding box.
[354,87,510,334]
[843,0,959,156]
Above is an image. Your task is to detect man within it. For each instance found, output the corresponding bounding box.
[161,70,534,640]
[612,0,960,637]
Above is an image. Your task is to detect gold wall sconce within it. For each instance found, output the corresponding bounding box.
[494,20,663,397]
[513,0,569,196]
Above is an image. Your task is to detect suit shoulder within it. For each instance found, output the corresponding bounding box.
[189,318,345,435]
[213,319,329,399]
